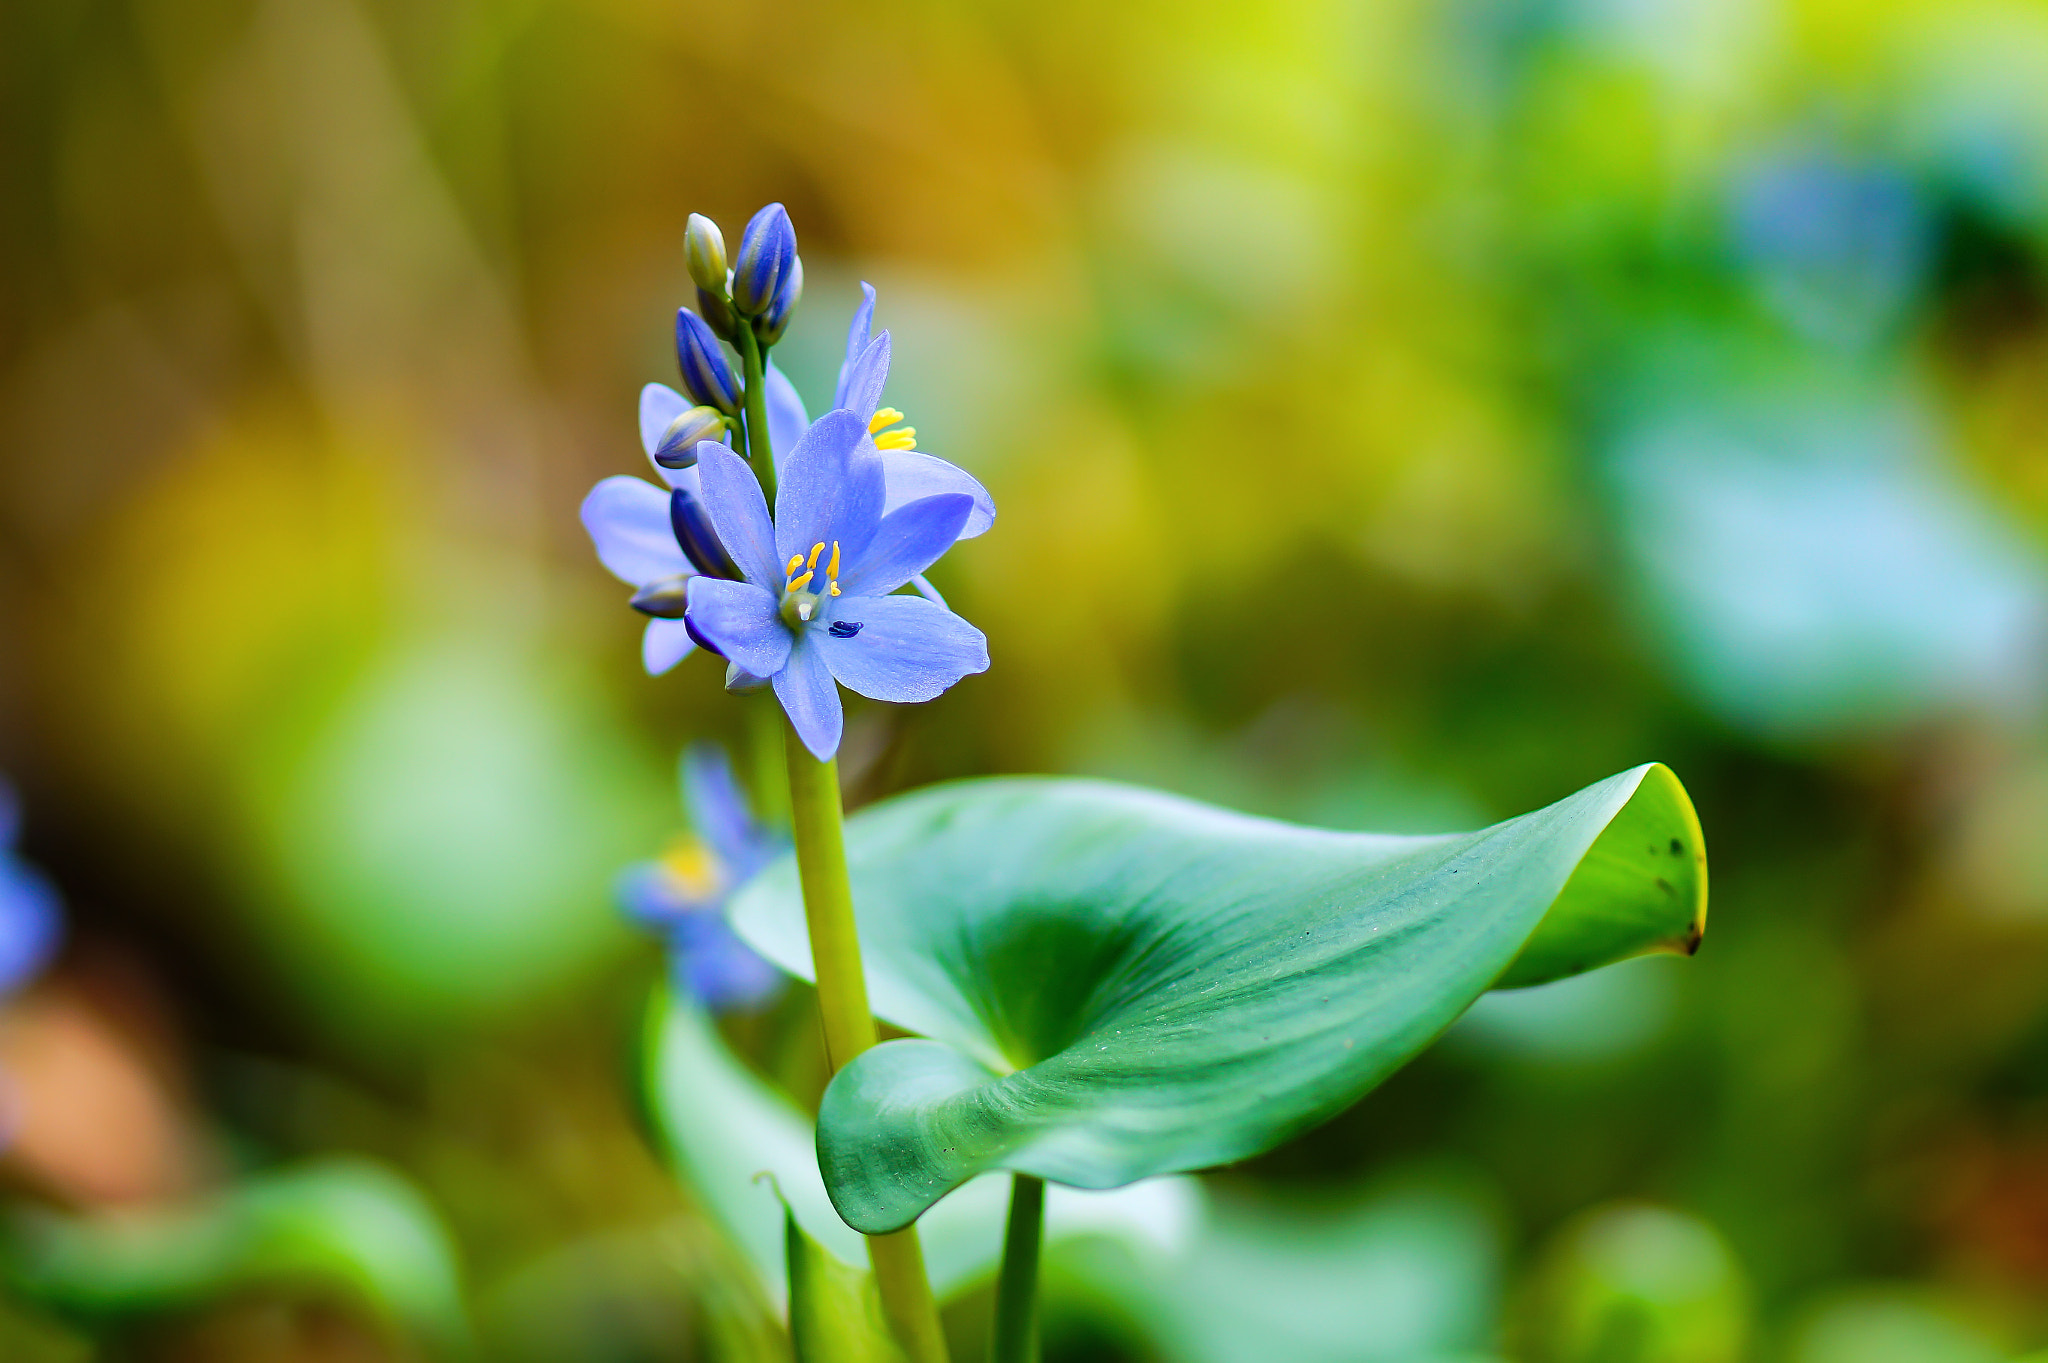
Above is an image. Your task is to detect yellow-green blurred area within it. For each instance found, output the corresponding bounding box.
[5,0,2048,1358]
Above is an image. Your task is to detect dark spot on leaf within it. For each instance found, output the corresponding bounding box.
[828,620,863,638]
[1669,838,1683,856]
[1655,876,1672,894]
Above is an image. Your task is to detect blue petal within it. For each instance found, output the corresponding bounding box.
[673,920,785,1012]
[640,383,691,460]
[616,862,710,930]
[642,618,697,675]
[773,640,843,761]
[774,410,886,571]
[837,494,974,598]
[764,363,810,472]
[838,332,891,420]
[693,444,782,587]
[879,448,997,539]
[0,856,62,997]
[835,282,879,406]
[685,577,791,679]
[816,593,989,704]
[582,476,692,587]
[682,744,759,873]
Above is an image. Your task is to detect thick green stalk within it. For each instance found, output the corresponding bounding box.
[989,1175,1044,1363]
[783,724,951,1362]
[737,326,778,507]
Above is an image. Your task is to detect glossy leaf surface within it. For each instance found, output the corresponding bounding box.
[731,764,1705,1233]
[643,994,1203,1310]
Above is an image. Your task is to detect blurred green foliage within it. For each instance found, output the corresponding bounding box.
[5,0,2048,1358]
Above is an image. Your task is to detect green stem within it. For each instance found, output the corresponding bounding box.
[783,722,951,1362]
[990,1175,1044,1363]
[737,326,778,507]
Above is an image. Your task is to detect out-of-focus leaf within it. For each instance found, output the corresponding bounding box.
[786,1203,906,1363]
[1786,1287,2008,1363]
[643,994,1204,1311]
[1,1158,468,1355]
[733,765,1704,1232]
[1511,1204,1748,1363]
[1057,1171,1505,1363]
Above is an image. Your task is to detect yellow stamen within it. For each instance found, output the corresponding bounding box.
[787,570,814,592]
[826,541,841,580]
[807,541,825,570]
[786,553,804,577]
[659,837,723,899]
[874,426,917,451]
[869,407,906,433]
[829,583,841,596]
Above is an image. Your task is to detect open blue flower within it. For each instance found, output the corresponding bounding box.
[617,746,784,1012]
[580,383,743,675]
[0,780,62,999]
[683,410,990,760]
[764,284,995,543]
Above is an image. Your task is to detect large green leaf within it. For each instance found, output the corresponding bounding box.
[643,993,1203,1310]
[730,764,1705,1233]
[784,1203,906,1363]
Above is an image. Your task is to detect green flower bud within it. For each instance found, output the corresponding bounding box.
[653,405,730,468]
[685,214,727,294]
[696,284,738,342]
[630,573,693,619]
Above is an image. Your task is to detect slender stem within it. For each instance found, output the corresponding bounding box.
[745,694,790,829]
[782,722,951,1362]
[737,326,778,507]
[989,1175,1044,1363]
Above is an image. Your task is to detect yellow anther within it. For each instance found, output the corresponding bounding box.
[787,570,814,592]
[874,426,917,451]
[786,553,804,577]
[807,541,826,570]
[826,541,841,580]
[829,583,841,596]
[869,407,906,434]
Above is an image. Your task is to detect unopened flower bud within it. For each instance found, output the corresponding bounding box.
[674,309,740,415]
[730,202,796,317]
[630,574,693,618]
[696,285,738,341]
[670,486,742,580]
[684,214,727,294]
[753,254,802,347]
[654,405,729,468]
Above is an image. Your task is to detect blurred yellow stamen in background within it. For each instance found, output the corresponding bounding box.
[874,427,917,450]
[869,408,905,433]
[659,838,723,899]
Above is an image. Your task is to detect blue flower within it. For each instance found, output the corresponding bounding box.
[0,780,62,998]
[731,203,797,318]
[683,410,991,760]
[580,383,744,675]
[617,745,785,1011]
[764,284,995,546]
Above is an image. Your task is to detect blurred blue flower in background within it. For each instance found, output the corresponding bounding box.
[1729,144,1932,350]
[618,746,785,1012]
[0,778,62,998]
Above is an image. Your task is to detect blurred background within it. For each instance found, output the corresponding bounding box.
[4,0,2048,1358]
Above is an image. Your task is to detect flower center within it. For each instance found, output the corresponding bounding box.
[869,406,917,451]
[659,837,724,900]
[780,539,841,627]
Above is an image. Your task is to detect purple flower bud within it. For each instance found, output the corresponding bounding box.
[670,486,741,580]
[674,309,740,415]
[630,574,693,618]
[753,254,803,347]
[730,203,796,317]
